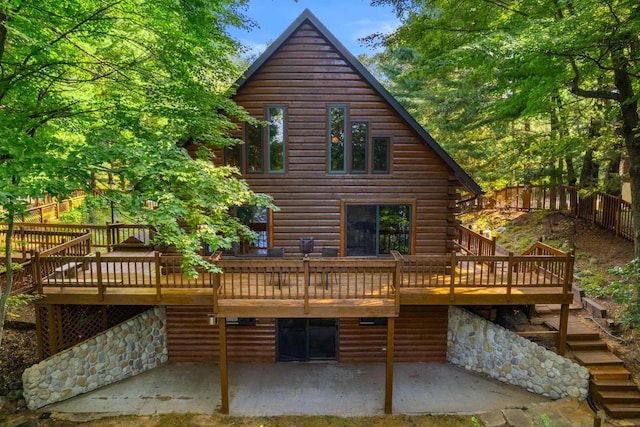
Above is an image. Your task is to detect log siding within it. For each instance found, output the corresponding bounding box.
[220,22,459,256]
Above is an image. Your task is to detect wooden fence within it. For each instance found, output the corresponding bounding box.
[462,185,633,241]
[18,194,86,223]
[1,222,154,252]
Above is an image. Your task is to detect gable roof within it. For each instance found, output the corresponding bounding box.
[234,9,483,196]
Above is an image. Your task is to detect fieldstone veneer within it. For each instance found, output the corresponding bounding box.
[447,307,589,400]
[23,306,168,409]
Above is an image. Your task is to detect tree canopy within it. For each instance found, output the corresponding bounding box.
[368,0,640,254]
[0,0,273,344]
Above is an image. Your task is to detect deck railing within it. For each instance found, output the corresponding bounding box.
[0,226,88,260]
[34,246,573,308]
[456,224,496,257]
[2,222,154,251]
[392,248,573,293]
[215,257,398,300]
[461,185,633,241]
[35,253,215,301]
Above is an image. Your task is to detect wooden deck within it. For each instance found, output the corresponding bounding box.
[34,249,574,318]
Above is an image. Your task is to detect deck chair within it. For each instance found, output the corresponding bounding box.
[267,247,286,288]
[321,247,339,289]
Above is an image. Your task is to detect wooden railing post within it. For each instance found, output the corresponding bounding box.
[96,252,104,301]
[154,251,162,302]
[393,254,402,314]
[32,251,43,294]
[449,251,456,302]
[213,271,220,315]
[507,252,514,301]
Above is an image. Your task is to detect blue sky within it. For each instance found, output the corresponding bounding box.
[229,0,399,58]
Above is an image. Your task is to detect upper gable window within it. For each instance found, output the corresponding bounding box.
[229,106,287,174]
[329,106,347,172]
[351,121,368,173]
[246,124,263,173]
[373,137,390,173]
[328,106,389,174]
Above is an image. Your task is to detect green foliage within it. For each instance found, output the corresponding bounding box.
[0,263,22,274]
[579,273,607,299]
[607,259,640,328]
[367,0,636,193]
[6,294,40,319]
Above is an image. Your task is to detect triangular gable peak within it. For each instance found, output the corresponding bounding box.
[234,9,482,195]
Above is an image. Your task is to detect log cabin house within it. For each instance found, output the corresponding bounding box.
[30,9,574,414]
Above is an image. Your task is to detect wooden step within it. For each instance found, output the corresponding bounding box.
[603,404,640,419]
[567,339,608,351]
[590,366,632,381]
[591,378,639,392]
[573,350,624,366]
[596,390,640,405]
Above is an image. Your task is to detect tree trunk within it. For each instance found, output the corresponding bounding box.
[579,148,599,189]
[612,61,640,258]
[0,214,15,347]
[605,151,622,196]
[565,156,577,185]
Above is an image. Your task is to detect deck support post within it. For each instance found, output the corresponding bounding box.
[558,303,569,356]
[384,316,395,414]
[219,317,229,414]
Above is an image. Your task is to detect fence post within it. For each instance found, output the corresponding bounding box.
[615,195,622,237]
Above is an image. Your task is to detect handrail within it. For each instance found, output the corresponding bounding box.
[34,251,572,306]
[39,232,92,257]
[521,241,567,257]
[456,224,496,257]
[1,222,154,250]
[460,184,633,242]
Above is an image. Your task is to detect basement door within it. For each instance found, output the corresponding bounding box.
[277,318,338,362]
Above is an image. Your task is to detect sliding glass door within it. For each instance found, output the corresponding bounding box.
[345,204,411,256]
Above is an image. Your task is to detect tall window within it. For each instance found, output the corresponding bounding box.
[268,106,285,172]
[372,137,390,173]
[226,107,287,174]
[329,106,346,172]
[246,124,263,173]
[351,122,368,173]
[327,106,390,174]
[345,204,411,256]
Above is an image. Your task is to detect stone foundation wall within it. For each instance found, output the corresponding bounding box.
[23,306,168,409]
[447,306,589,400]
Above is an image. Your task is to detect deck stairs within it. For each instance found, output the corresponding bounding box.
[536,304,640,420]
